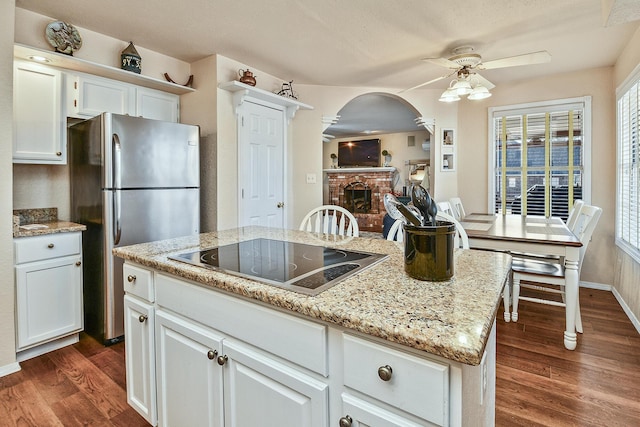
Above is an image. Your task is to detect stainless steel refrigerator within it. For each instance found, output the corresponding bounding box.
[69,113,200,345]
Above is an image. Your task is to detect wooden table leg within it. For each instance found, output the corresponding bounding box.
[563,247,580,350]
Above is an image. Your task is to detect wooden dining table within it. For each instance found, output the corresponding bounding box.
[461,213,583,350]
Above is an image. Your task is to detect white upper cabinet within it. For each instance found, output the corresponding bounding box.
[67,72,179,122]
[69,73,135,118]
[136,87,180,122]
[13,60,66,164]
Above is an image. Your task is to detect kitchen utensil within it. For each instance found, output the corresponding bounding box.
[406,205,424,224]
[388,200,422,226]
[383,193,404,220]
[427,198,438,226]
[411,185,431,225]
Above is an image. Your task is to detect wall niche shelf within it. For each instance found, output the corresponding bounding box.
[14,43,195,95]
[219,80,313,122]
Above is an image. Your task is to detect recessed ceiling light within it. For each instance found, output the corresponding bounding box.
[28,55,51,63]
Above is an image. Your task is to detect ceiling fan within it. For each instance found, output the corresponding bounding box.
[402,46,551,101]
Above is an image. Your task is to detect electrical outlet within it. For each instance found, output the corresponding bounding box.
[306,173,317,184]
[479,351,488,405]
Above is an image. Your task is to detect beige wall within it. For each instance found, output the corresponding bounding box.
[181,55,219,232]
[613,25,640,323]
[457,67,616,288]
[0,0,18,375]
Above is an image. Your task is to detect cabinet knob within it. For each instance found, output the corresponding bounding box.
[56,151,62,156]
[47,243,54,248]
[277,202,284,208]
[377,365,393,381]
[207,350,218,360]
[138,315,148,323]
[75,261,82,266]
[339,415,353,427]
[127,275,136,283]
[217,355,228,366]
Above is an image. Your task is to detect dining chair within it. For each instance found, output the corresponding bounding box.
[509,204,602,331]
[449,197,466,221]
[566,199,584,230]
[299,205,360,237]
[386,218,405,242]
[436,211,470,249]
[437,201,454,216]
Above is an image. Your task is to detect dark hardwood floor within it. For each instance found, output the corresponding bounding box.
[496,288,640,426]
[0,333,148,426]
[0,288,638,426]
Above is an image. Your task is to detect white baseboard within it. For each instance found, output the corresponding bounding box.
[580,280,640,334]
[611,287,640,334]
[0,362,21,378]
[16,334,79,363]
[579,280,612,291]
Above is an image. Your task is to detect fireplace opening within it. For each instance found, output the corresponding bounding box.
[342,181,374,213]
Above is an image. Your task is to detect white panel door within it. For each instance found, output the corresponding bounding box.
[238,101,285,228]
[222,339,328,427]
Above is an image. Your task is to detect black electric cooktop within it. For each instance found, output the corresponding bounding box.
[169,238,387,296]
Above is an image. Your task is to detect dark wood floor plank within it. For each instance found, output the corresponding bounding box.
[46,345,131,420]
[0,380,65,427]
[49,391,112,427]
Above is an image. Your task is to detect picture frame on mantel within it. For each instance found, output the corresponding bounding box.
[441,128,455,172]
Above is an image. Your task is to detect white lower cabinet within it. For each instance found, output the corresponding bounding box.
[222,339,328,427]
[155,310,223,427]
[123,262,494,427]
[124,294,156,426]
[15,232,83,359]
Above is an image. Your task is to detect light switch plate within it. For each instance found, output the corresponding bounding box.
[306,173,317,184]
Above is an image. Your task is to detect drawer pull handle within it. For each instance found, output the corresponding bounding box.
[138,315,148,323]
[217,355,228,366]
[127,275,136,283]
[207,350,218,360]
[47,243,54,248]
[377,365,393,381]
[75,261,82,266]
[339,415,353,427]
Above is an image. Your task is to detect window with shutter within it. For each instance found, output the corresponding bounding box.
[488,97,591,221]
[617,79,640,263]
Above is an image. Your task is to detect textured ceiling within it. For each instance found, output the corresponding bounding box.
[15,0,640,137]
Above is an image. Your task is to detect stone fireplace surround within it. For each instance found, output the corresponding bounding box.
[324,167,396,232]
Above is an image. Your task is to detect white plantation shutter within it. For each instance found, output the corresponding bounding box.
[489,98,590,221]
[617,80,640,262]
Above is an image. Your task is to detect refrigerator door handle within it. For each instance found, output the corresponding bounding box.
[113,134,122,245]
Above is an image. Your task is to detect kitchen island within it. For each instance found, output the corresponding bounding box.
[113,226,511,427]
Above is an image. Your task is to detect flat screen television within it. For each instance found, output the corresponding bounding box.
[338,139,381,167]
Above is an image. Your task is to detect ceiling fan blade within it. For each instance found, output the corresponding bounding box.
[472,73,495,90]
[423,57,460,69]
[479,51,551,70]
[399,71,456,93]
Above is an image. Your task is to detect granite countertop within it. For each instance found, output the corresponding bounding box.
[112,226,512,365]
[13,208,86,238]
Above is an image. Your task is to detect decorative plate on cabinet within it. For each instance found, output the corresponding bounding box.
[45,21,82,55]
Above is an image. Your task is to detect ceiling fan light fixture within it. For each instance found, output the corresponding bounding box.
[439,87,460,102]
[468,84,492,100]
[452,79,472,96]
